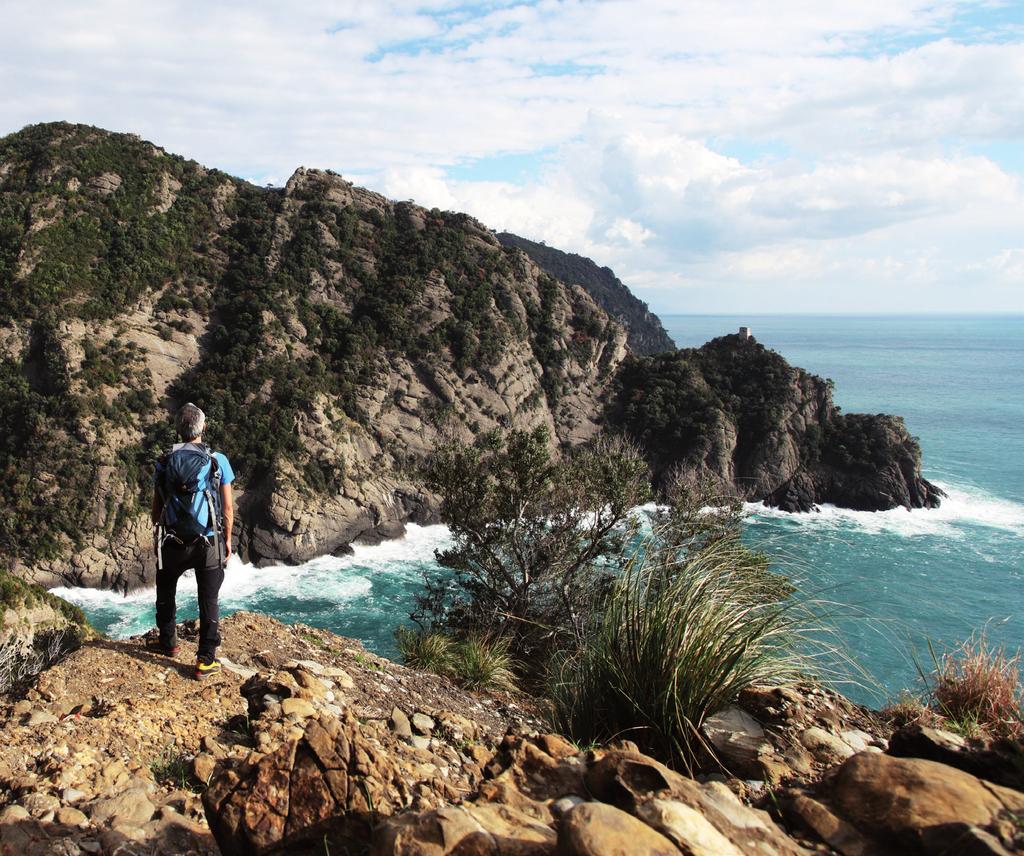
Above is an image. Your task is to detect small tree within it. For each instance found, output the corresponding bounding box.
[417,426,651,663]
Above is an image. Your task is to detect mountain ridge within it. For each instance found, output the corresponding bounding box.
[495,232,675,356]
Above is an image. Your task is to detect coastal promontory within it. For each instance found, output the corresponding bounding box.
[0,122,939,591]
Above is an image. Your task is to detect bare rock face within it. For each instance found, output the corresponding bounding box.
[87,171,121,194]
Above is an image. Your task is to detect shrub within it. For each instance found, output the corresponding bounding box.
[924,634,1023,740]
[549,537,812,770]
[417,426,650,665]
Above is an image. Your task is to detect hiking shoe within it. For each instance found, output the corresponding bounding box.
[195,657,222,680]
[146,636,180,657]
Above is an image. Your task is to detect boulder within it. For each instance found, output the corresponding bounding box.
[888,724,1024,789]
[584,749,686,812]
[558,801,678,856]
[785,793,892,856]
[374,803,555,855]
[702,705,788,779]
[634,797,744,856]
[832,752,1024,852]
[800,726,855,765]
[204,711,411,855]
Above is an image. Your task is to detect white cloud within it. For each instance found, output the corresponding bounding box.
[1,0,1022,311]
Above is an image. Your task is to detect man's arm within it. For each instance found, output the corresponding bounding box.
[151,489,162,525]
[221,482,234,558]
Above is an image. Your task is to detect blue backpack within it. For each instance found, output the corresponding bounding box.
[155,444,223,563]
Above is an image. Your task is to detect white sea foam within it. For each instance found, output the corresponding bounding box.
[745,481,1024,538]
[51,523,455,638]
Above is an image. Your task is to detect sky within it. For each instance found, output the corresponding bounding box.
[2,1,1023,314]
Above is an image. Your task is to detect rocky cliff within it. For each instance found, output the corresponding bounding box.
[1,613,1020,855]
[497,232,675,356]
[0,123,627,590]
[0,122,939,593]
[610,334,943,512]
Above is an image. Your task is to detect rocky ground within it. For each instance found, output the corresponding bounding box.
[1,612,1022,855]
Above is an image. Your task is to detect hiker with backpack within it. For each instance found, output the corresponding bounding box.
[149,403,235,679]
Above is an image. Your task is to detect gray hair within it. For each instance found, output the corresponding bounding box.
[176,403,206,440]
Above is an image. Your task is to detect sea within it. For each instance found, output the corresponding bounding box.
[55,314,1024,706]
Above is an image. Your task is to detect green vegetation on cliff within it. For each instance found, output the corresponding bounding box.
[0,121,221,320]
[0,567,88,627]
[497,231,675,356]
[0,123,621,575]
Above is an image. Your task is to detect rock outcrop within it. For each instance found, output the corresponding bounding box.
[0,612,539,854]
[0,569,93,694]
[611,334,943,511]
[0,123,627,590]
[0,613,1021,855]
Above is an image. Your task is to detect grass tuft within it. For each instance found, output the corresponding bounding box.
[549,537,818,770]
[150,744,200,791]
[881,692,939,731]
[395,627,518,693]
[395,626,455,675]
[924,633,1023,740]
[451,635,518,693]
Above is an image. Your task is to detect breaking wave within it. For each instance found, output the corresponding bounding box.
[745,481,1024,539]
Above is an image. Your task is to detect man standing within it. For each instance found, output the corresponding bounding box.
[149,403,235,679]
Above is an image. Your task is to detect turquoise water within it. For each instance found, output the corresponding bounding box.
[56,315,1024,705]
[662,315,1024,702]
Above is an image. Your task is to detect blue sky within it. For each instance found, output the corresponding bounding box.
[1,0,1022,313]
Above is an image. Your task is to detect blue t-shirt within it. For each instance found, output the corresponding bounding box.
[155,444,235,536]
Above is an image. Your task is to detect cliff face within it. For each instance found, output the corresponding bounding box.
[0,123,626,589]
[496,232,675,356]
[0,123,939,592]
[609,334,943,512]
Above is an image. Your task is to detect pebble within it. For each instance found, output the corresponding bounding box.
[0,805,29,822]
[411,712,435,735]
[56,805,88,825]
[552,795,585,816]
[390,707,413,739]
[320,666,355,689]
[281,697,316,719]
[26,710,59,726]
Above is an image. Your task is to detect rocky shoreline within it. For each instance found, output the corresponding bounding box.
[1,611,1020,855]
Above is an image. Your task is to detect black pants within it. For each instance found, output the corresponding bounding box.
[156,538,225,660]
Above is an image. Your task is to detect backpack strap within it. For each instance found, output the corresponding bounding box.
[205,453,225,571]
